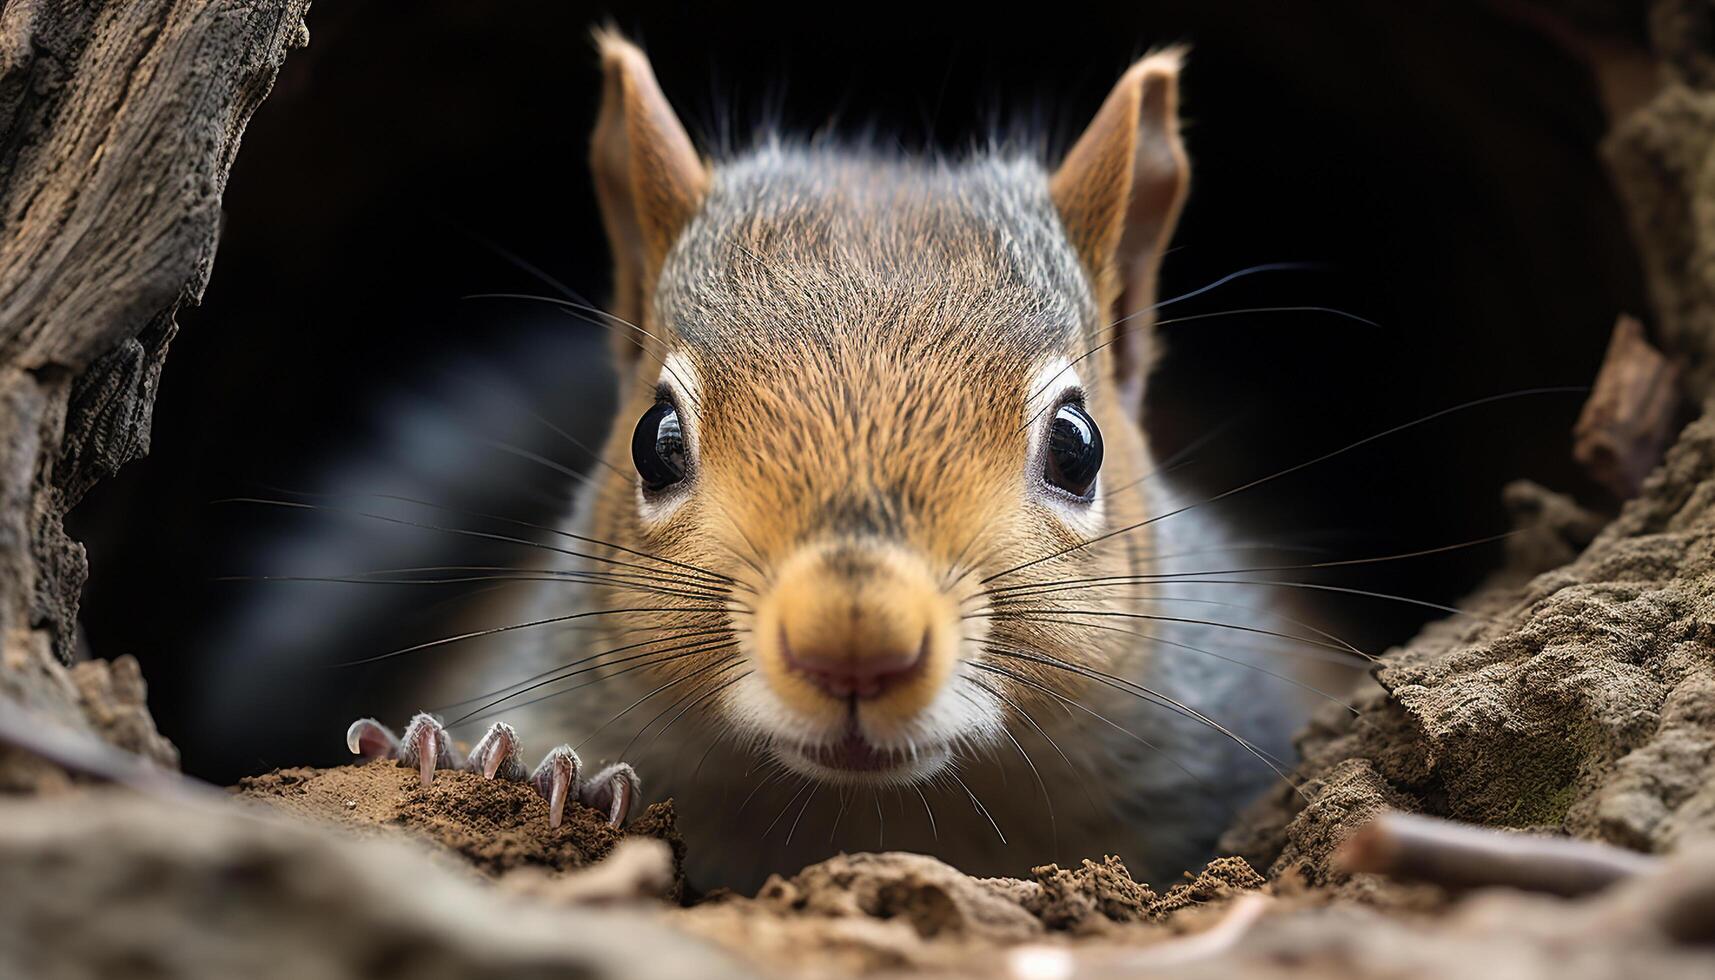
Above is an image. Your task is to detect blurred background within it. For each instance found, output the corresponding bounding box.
[66,1,1645,783]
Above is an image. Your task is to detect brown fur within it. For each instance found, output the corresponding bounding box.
[468,32,1323,891]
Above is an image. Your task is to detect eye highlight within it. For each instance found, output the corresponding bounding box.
[1044,402,1102,500]
[632,399,688,492]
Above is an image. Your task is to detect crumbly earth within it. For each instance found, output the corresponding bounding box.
[239,760,687,895]
[1222,413,1715,889]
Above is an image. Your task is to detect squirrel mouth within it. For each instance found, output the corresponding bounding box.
[810,727,897,772]
[778,717,947,784]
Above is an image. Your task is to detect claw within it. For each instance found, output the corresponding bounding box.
[466,722,526,781]
[531,746,581,830]
[346,718,400,760]
[581,763,642,827]
[398,713,456,787]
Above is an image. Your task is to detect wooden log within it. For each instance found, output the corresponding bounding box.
[0,0,310,780]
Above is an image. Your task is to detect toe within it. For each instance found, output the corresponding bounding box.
[346,718,401,760]
[530,746,582,829]
[580,763,642,827]
[466,722,526,781]
[398,713,459,787]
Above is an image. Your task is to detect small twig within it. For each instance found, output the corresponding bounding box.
[1335,812,1658,898]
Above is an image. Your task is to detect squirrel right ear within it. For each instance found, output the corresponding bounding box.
[590,30,708,360]
[1051,50,1189,419]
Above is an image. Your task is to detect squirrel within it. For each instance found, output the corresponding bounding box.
[342,30,1349,892]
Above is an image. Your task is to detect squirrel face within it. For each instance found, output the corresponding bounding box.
[580,33,1187,787]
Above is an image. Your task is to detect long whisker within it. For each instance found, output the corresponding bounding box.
[1021,304,1375,433]
[463,292,702,409]
[959,685,1055,846]
[230,490,740,589]
[913,785,938,841]
[486,439,600,487]
[986,388,1586,583]
[965,675,1097,815]
[442,366,630,479]
[577,655,740,750]
[984,530,1520,599]
[763,778,814,839]
[643,669,751,755]
[982,642,1306,772]
[223,568,738,606]
[221,496,735,594]
[1021,262,1326,416]
[947,768,1006,844]
[784,780,821,848]
[969,607,1359,658]
[624,661,748,757]
[437,627,736,710]
[449,639,739,727]
[977,620,1357,712]
[970,659,1213,790]
[984,645,1302,775]
[976,651,1301,796]
[341,604,726,667]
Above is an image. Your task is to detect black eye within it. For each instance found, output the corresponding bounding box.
[1044,402,1102,499]
[632,400,687,492]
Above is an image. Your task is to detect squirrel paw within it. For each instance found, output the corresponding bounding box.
[345,712,641,827]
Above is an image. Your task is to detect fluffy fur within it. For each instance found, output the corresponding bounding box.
[440,34,1323,891]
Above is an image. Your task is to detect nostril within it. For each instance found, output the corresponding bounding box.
[781,626,928,700]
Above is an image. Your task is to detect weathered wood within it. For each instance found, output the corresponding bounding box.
[1336,812,1659,898]
[0,0,309,776]
[1573,314,1682,497]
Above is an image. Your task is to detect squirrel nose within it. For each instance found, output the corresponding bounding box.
[780,626,927,700]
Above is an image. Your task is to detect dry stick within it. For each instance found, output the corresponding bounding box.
[1334,812,1658,898]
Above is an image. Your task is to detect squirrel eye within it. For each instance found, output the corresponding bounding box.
[632,400,687,492]
[1044,403,1102,499]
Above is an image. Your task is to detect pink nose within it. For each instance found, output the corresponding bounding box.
[781,628,926,700]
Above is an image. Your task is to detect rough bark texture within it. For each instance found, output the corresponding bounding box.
[1603,0,1715,392]
[0,0,309,780]
[1219,0,1715,888]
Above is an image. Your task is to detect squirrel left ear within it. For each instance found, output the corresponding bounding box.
[590,29,708,364]
[1051,50,1189,418]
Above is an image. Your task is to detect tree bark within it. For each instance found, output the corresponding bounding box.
[0,0,310,775]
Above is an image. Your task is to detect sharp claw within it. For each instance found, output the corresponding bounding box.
[549,769,569,828]
[416,727,437,787]
[531,747,581,830]
[346,720,367,755]
[607,775,632,827]
[399,712,452,787]
[467,722,524,781]
[345,718,399,758]
[580,763,641,827]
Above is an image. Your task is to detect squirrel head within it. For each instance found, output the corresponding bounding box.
[581,30,1188,785]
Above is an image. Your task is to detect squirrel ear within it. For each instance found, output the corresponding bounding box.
[590,30,708,358]
[1051,50,1189,418]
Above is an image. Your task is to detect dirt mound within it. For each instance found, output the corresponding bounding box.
[0,789,746,980]
[239,759,687,896]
